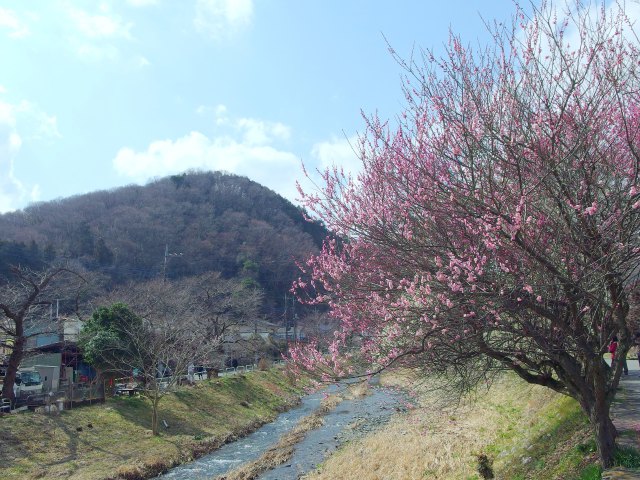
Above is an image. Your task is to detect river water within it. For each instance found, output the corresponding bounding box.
[158,383,403,480]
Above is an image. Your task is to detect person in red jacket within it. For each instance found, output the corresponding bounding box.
[609,336,629,375]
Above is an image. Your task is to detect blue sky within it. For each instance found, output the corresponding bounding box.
[0,0,527,212]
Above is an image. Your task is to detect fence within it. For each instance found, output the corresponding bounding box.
[11,380,104,411]
[221,359,285,376]
[3,360,289,412]
[67,381,104,406]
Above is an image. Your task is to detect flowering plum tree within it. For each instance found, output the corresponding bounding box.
[292,1,640,467]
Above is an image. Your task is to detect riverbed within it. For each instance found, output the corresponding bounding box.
[158,383,404,479]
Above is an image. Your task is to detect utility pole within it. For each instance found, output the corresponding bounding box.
[162,244,182,283]
[283,292,288,349]
[49,299,60,320]
[254,316,258,366]
[291,295,297,343]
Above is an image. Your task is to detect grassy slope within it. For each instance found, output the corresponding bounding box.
[304,373,599,480]
[0,369,303,480]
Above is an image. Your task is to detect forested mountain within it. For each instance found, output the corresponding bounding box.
[0,171,327,316]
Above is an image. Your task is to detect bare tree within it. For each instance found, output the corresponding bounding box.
[82,280,219,434]
[0,266,83,400]
[122,308,214,435]
[298,310,339,346]
[181,273,264,371]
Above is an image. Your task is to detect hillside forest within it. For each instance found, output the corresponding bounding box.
[0,171,328,321]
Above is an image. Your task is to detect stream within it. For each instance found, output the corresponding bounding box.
[158,383,404,480]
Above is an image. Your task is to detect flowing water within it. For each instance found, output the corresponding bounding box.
[159,383,403,480]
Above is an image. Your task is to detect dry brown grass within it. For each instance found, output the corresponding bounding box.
[303,374,571,480]
[345,380,371,399]
[113,455,175,480]
[218,394,342,480]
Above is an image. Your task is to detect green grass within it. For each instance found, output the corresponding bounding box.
[488,387,601,480]
[613,445,640,469]
[488,381,640,479]
[0,369,305,480]
[303,373,605,480]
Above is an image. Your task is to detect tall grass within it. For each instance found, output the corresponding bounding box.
[303,373,599,480]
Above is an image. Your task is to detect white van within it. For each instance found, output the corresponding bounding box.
[14,368,43,397]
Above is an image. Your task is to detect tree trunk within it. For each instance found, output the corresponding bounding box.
[590,394,616,468]
[151,399,159,436]
[2,335,24,400]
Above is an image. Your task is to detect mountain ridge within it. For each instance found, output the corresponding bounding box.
[0,171,327,315]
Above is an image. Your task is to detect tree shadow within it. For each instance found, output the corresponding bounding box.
[108,394,210,439]
[0,428,33,463]
[38,413,130,467]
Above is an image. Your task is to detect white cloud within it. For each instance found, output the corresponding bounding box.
[236,118,290,146]
[60,4,135,61]
[113,109,366,204]
[114,131,297,175]
[0,127,30,213]
[0,100,60,141]
[194,0,253,39]
[0,7,30,38]
[113,109,302,201]
[311,135,361,177]
[67,6,133,40]
[0,102,15,127]
[292,136,362,202]
[0,3,139,62]
[196,105,291,145]
[204,104,290,144]
[137,55,151,68]
[214,104,229,125]
[0,100,55,212]
[113,132,301,200]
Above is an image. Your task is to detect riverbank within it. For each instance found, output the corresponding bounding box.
[157,378,400,480]
[304,372,602,480]
[0,369,304,480]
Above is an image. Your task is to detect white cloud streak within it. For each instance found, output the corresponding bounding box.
[67,6,133,40]
[58,4,136,61]
[0,99,57,212]
[194,0,253,39]
[0,7,30,38]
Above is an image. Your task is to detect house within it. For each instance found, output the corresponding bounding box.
[25,316,82,349]
[272,326,307,343]
[20,316,97,394]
